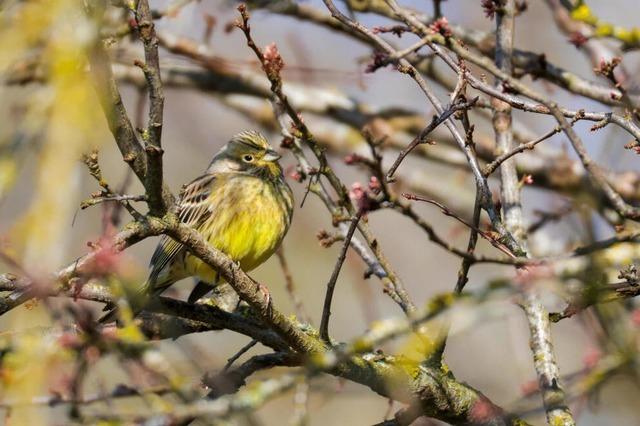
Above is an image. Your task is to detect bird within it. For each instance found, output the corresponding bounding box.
[102,130,293,322]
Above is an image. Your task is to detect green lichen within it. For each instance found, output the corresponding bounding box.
[570,4,598,26]
[571,2,640,48]
[549,412,575,426]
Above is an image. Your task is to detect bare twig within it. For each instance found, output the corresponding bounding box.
[320,212,362,342]
[483,125,562,176]
[550,278,640,322]
[386,96,478,180]
[402,193,518,260]
[546,102,640,221]
[455,194,482,293]
[80,194,147,209]
[223,340,259,371]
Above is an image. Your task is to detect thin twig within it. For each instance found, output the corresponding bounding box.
[386,96,478,180]
[546,102,640,221]
[223,340,258,371]
[402,193,517,259]
[455,193,482,293]
[319,212,362,342]
[483,125,562,176]
[0,384,172,409]
[80,194,147,209]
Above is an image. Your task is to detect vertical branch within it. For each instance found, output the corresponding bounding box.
[87,38,147,183]
[493,2,575,425]
[319,212,362,342]
[455,92,482,294]
[522,291,575,425]
[493,0,521,240]
[455,194,481,293]
[429,93,480,365]
[134,0,167,216]
[432,0,443,18]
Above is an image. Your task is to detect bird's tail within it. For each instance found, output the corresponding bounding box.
[98,304,120,325]
[187,280,213,304]
[186,271,223,304]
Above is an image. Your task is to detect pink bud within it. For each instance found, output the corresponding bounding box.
[582,348,601,369]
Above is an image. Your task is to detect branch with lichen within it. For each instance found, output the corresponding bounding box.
[4,1,640,424]
[1,251,530,425]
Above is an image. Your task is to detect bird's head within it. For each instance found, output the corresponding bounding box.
[207,131,283,179]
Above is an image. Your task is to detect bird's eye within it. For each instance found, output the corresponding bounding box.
[243,154,254,162]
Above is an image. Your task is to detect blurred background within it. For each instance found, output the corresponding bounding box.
[1,0,640,424]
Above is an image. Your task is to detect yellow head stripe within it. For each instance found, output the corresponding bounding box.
[230,130,269,150]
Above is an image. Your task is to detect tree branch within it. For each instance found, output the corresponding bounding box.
[134,0,167,216]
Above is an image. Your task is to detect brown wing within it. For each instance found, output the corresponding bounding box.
[147,174,217,287]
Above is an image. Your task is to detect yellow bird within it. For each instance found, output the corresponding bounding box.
[104,131,293,321]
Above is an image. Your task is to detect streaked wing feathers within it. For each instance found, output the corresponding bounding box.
[148,174,217,284]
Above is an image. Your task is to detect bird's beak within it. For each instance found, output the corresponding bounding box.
[263,149,282,162]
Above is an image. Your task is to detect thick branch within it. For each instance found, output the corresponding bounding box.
[492,2,574,424]
[134,0,167,216]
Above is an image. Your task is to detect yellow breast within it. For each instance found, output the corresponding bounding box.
[184,175,292,283]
